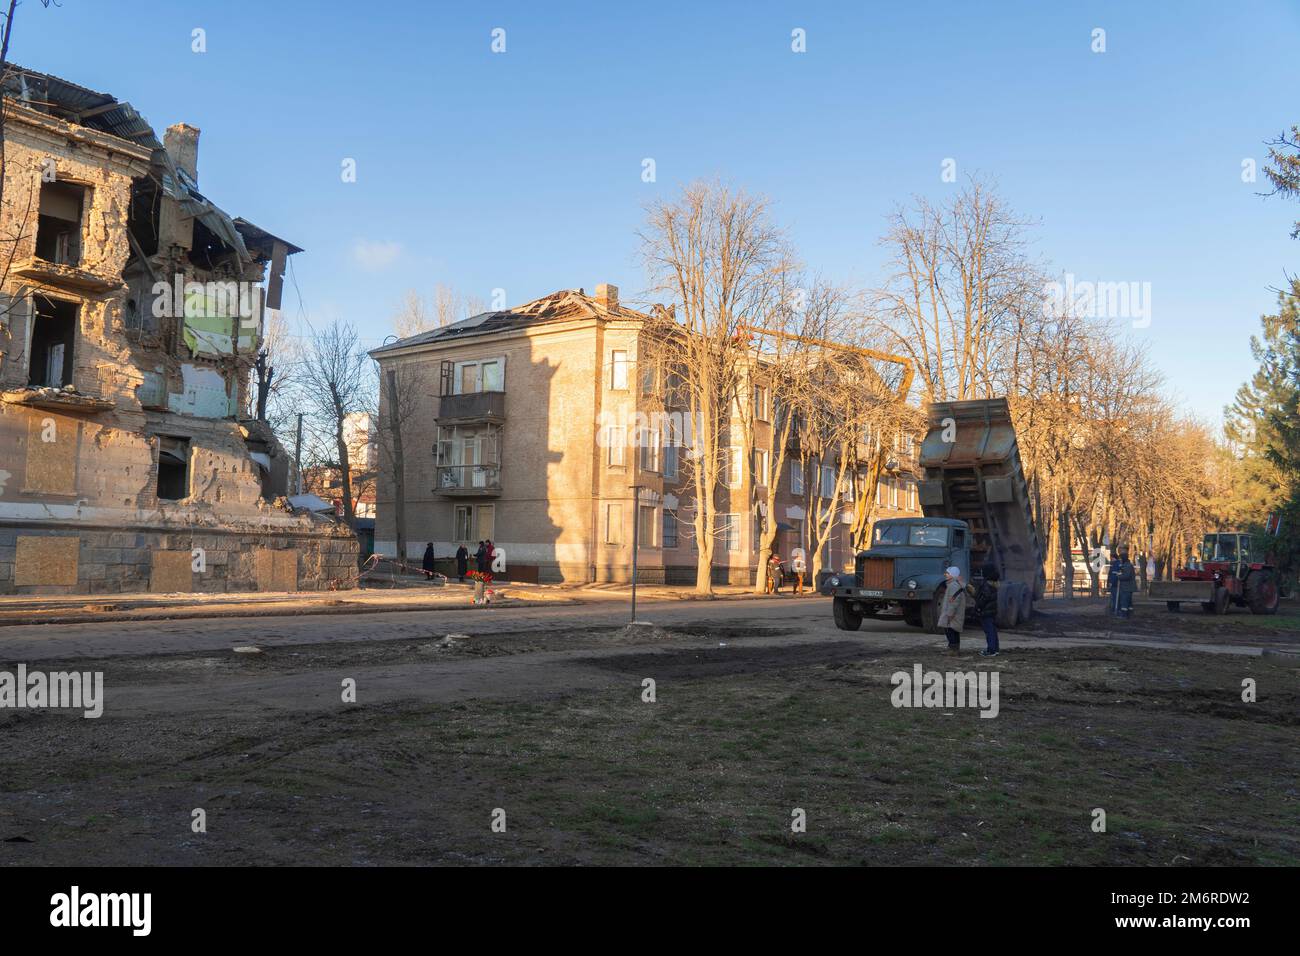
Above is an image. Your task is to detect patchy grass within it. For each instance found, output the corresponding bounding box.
[1,643,1294,866]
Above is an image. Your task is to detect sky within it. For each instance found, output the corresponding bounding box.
[13,0,1300,425]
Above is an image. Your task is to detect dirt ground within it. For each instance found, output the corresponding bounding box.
[1,609,1295,866]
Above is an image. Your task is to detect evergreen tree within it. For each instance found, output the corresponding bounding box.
[1226,279,1300,575]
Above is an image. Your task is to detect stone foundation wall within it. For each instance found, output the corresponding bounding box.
[0,522,359,595]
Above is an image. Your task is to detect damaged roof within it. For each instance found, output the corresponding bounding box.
[3,64,300,265]
[370,288,649,355]
[1,65,162,149]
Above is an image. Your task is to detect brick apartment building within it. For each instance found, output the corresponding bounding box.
[370,284,920,585]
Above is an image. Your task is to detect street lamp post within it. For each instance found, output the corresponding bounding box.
[629,483,641,623]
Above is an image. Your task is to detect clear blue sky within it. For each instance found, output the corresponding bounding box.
[14,0,1300,425]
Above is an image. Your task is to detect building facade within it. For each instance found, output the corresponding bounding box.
[0,67,357,594]
[371,284,920,585]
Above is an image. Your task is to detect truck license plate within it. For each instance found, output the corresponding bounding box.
[860,589,884,597]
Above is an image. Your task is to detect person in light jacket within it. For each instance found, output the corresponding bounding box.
[937,565,967,655]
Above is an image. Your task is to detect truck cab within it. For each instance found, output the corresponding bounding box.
[821,517,970,631]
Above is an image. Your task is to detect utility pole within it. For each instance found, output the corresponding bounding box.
[294,412,304,495]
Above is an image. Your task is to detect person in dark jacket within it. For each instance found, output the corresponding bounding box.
[421,542,436,579]
[474,541,488,574]
[969,562,1000,657]
[455,544,470,582]
[1108,544,1137,618]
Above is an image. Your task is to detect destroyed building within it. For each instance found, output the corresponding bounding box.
[0,67,358,594]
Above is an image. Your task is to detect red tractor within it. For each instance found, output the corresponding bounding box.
[1151,532,1280,615]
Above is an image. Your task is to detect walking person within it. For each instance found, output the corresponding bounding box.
[421,542,436,580]
[970,562,1000,657]
[938,566,967,655]
[485,539,497,572]
[791,549,806,596]
[455,543,469,583]
[1108,544,1137,618]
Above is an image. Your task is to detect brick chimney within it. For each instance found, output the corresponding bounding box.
[164,123,200,183]
[594,283,619,312]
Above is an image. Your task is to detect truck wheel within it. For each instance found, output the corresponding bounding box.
[902,603,922,628]
[1018,583,1033,623]
[832,597,863,631]
[1247,571,1280,615]
[1165,601,1181,613]
[997,583,1020,629]
[920,590,943,632]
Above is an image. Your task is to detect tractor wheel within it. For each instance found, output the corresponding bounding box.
[832,597,863,631]
[920,590,943,633]
[1247,571,1280,615]
[1165,601,1181,613]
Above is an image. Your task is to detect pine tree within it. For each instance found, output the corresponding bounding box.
[1225,279,1300,574]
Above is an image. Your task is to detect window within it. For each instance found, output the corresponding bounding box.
[820,465,835,498]
[663,509,679,549]
[607,425,626,467]
[156,436,190,501]
[908,480,917,511]
[36,181,86,266]
[610,350,629,389]
[639,362,657,396]
[28,296,77,387]
[753,384,771,422]
[639,429,660,472]
[663,443,679,480]
[717,513,740,553]
[877,479,886,506]
[453,358,504,394]
[455,505,473,542]
[890,480,900,509]
[637,505,657,547]
[790,461,804,496]
[605,503,623,544]
[721,446,743,488]
[874,524,949,547]
[752,448,770,486]
[454,504,495,541]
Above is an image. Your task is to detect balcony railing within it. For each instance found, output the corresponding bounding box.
[437,390,506,422]
[435,464,502,496]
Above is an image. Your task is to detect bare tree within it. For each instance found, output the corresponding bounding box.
[875,176,1041,403]
[299,319,371,530]
[639,181,789,595]
[371,357,431,569]
[392,284,486,338]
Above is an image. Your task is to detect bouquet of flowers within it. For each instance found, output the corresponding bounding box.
[467,570,493,584]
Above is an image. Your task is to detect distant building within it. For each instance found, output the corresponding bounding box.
[370,284,919,584]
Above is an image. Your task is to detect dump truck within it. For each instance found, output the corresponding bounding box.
[823,398,1046,631]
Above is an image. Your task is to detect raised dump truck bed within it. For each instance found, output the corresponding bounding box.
[823,397,1046,631]
[918,398,1045,615]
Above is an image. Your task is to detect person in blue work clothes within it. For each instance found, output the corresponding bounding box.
[1108,544,1137,618]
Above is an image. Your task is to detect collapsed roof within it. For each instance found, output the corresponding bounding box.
[2,64,299,267]
[370,288,648,355]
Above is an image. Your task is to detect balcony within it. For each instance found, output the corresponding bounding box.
[11,257,124,295]
[437,390,506,424]
[435,464,502,497]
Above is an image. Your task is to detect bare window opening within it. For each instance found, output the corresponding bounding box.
[28,296,77,387]
[36,181,86,266]
[156,436,191,501]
